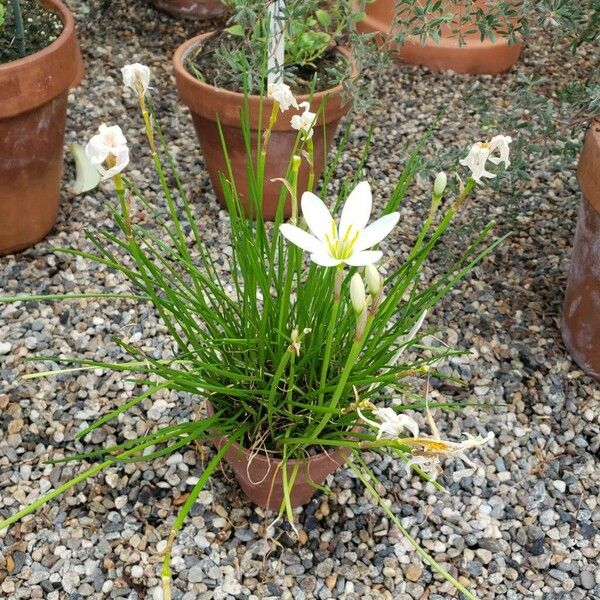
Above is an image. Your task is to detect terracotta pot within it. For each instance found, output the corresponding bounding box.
[561,120,600,380]
[214,434,350,510]
[173,32,351,219]
[0,0,83,256]
[150,0,226,19]
[358,0,523,74]
[206,401,349,509]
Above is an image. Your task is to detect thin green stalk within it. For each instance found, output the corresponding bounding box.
[317,267,344,402]
[10,0,25,57]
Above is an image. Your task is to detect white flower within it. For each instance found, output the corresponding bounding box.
[121,63,150,96]
[267,82,298,112]
[359,406,420,439]
[350,273,367,314]
[290,101,317,140]
[85,124,130,179]
[460,135,512,183]
[279,182,400,267]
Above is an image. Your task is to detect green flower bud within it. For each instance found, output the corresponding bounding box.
[350,273,366,315]
[433,172,447,197]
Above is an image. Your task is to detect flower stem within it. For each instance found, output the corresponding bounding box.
[317,267,344,402]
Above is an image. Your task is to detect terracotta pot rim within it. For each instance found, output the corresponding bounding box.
[0,0,83,118]
[215,432,350,468]
[173,31,352,127]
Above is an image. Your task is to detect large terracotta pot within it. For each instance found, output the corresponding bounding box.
[358,0,523,74]
[214,435,349,510]
[173,32,351,219]
[150,0,226,19]
[561,120,600,380]
[0,0,83,256]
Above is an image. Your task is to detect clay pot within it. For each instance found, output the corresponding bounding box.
[358,0,523,74]
[173,32,351,220]
[561,120,600,380]
[0,0,83,256]
[214,434,349,510]
[150,0,226,19]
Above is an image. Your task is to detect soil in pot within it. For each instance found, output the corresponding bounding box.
[174,32,352,220]
[0,0,63,63]
[561,120,600,381]
[0,0,83,255]
[150,0,226,20]
[358,0,523,74]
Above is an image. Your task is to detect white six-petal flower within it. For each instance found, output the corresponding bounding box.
[267,82,298,112]
[290,101,317,140]
[85,124,130,180]
[121,63,151,96]
[279,182,400,267]
[460,134,512,183]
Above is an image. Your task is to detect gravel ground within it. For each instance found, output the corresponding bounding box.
[1,2,599,599]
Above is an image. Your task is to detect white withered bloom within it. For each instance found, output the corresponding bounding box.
[121,63,151,96]
[350,273,367,315]
[267,82,298,112]
[460,135,512,183]
[279,182,400,267]
[85,124,130,179]
[359,406,420,440]
[290,101,317,139]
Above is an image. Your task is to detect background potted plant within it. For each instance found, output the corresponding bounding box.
[561,118,600,380]
[150,0,227,19]
[0,64,512,600]
[0,0,83,255]
[358,0,523,74]
[173,0,371,219]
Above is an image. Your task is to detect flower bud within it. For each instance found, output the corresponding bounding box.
[350,273,366,315]
[433,172,447,197]
[364,264,382,296]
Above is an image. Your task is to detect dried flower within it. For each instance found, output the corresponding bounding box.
[290,101,317,139]
[460,135,512,183]
[85,124,130,180]
[267,82,298,112]
[279,182,400,267]
[359,406,420,439]
[121,63,151,97]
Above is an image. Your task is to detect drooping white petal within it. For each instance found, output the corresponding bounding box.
[301,191,335,242]
[344,250,382,266]
[354,212,400,252]
[339,181,372,238]
[71,143,101,194]
[309,252,342,267]
[279,224,324,254]
[488,135,512,167]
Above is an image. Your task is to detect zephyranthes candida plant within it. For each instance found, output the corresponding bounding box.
[0,63,512,600]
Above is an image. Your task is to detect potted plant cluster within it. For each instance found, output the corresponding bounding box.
[358,0,523,74]
[0,0,83,255]
[173,0,372,219]
[150,0,226,19]
[0,59,514,600]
